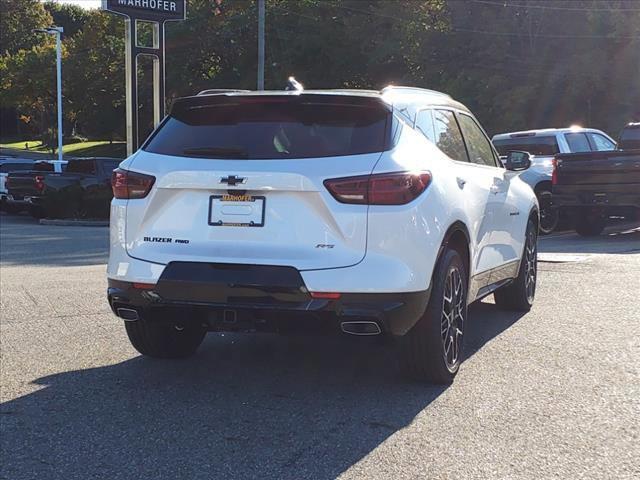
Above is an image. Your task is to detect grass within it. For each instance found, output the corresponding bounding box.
[0,139,127,159]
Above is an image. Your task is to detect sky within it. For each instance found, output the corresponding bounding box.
[48,0,102,8]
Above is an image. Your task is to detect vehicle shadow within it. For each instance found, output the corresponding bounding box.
[1,301,524,480]
[0,213,108,267]
[539,223,640,255]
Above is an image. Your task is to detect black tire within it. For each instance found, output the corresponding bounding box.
[124,314,207,359]
[399,248,468,384]
[494,219,538,312]
[536,189,559,235]
[574,213,606,236]
[28,206,46,219]
[3,203,23,215]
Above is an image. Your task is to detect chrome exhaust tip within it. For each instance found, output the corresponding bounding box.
[340,321,382,336]
[116,307,139,322]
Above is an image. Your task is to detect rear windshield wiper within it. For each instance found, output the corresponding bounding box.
[182,147,249,159]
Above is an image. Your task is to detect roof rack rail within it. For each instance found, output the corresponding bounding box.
[197,89,252,96]
[380,85,451,98]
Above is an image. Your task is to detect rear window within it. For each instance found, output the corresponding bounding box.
[144,98,390,159]
[493,136,559,156]
[67,160,96,174]
[0,163,36,173]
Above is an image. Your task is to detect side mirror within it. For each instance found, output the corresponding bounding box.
[505,150,531,171]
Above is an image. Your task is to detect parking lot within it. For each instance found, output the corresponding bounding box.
[1,213,639,480]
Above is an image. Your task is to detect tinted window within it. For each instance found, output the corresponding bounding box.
[67,160,96,174]
[433,110,468,162]
[32,162,55,172]
[493,136,559,156]
[145,100,389,159]
[565,133,591,152]
[0,163,37,173]
[587,133,615,151]
[457,114,496,167]
[586,133,615,151]
[619,127,640,150]
[102,160,121,173]
[415,109,435,142]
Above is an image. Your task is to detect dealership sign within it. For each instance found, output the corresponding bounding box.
[102,0,186,22]
[102,0,186,155]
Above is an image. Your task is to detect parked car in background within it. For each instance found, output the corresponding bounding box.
[107,86,539,384]
[1,158,35,211]
[1,160,66,214]
[552,123,640,236]
[5,157,120,219]
[492,127,616,234]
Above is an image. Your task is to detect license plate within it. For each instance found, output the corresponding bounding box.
[209,194,265,227]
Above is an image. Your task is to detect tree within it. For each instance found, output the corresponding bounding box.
[0,43,61,143]
[0,0,53,56]
[43,1,91,38]
[64,12,126,140]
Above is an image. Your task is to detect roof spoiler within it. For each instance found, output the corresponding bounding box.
[197,89,251,96]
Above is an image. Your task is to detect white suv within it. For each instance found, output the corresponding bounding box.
[107,86,539,384]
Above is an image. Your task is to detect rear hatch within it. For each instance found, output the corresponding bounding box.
[124,93,391,270]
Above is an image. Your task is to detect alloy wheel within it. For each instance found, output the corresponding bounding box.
[524,230,537,302]
[441,266,465,371]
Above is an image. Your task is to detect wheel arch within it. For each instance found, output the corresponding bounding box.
[435,221,471,283]
[533,180,552,194]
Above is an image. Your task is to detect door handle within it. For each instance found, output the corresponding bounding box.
[456,177,466,188]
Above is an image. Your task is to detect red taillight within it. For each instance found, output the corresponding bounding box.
[324,171,431,205]
[34,175,45,193]
[310,292,342,299]
[551,158,558,186]
[111,168,155,199]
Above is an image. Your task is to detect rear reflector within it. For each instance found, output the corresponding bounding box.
[310,292,342,299]
[324,171,431,205]
[112,169,155,199]
[133,282,156,290]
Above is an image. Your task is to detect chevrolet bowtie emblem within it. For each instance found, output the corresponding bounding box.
[220,175,247,186]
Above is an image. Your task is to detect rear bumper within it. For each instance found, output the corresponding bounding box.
[3,194,43,206]
[553,185,640,209]
[107,262,430,336]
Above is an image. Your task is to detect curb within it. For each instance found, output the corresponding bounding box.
[39,219,108,227]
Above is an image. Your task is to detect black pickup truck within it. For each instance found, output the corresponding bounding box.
[552,123,640,236]
[6,157,121,219]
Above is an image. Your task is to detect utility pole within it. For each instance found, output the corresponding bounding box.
[34,27,64,161]
[257,0,265,90]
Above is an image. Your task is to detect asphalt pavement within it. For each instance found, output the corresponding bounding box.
[1,213,639,480]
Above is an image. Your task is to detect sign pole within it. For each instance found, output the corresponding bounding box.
[257,0,265,90]
[101,0,186,156]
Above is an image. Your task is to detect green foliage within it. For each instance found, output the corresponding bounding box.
[64,13,126,141]
[1,0,639,141]
[43,1,91,38]
[0,0,53,56]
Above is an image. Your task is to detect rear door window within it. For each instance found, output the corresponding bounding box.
[433,110,468,162]
[565,133,592,152]
[457,114,497,167]
[586,133,616,151]
[415,109,435,143]
[144,98,390,159]
[492,136,559,156]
